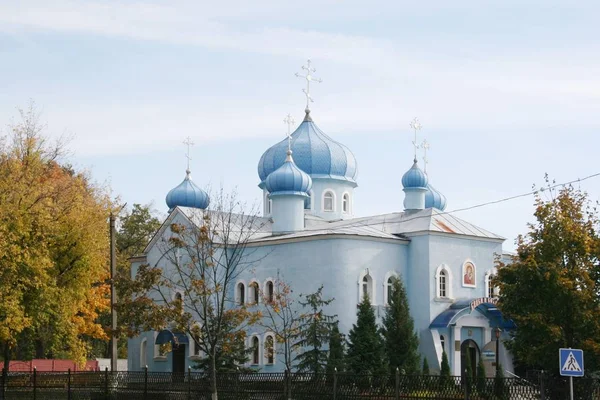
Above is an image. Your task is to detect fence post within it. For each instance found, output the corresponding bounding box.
[104,366,109,399]
[395,367,400,400]
[333,367,338,400]
[540,370,545,400]
[33,367,37,400]
[463,369,469,400]
[67,368,71,400]
[1,367,5,400]
[187,366,191,400]
[144,366,148,399]
[235,367,240,399]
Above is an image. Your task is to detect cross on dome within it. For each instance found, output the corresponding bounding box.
[421,139,430,173]
[283,113,295,154]
[295,59,322,111]
[183,136,194,174]
[410,117,422,161]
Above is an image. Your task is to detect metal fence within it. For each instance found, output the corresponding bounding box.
[1,367,597,400]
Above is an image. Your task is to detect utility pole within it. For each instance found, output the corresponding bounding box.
[109,212,117,372]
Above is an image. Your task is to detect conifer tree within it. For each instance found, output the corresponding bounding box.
[422,357,430,375]
[294,285,337,374]
[476,358,486,393]
[326,322,345,374]
[381,277,420,375]
[440,351,451,387]
[346,293,386,374]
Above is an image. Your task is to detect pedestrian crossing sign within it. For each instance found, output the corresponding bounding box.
[560,348,584,377]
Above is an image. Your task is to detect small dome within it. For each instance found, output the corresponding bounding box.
[166,171,210,210]
[264,152,312,196]
[402,160,428,189]
[258,110,357,186]
[425,184,447,211]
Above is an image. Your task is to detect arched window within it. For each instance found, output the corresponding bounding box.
[486,272,497,298]
[304,190,313,210]
[342,193,350,214]
[266,281,274,303]
[249,281,259,305]
[440,335,445,353]
[265,335,274,365]
[266,193,272,215]
[386,277,394,305]
[439,270,447,298]
[140,338,147,369]
[237,282,245,306]
[323,191,335,212]
[252,336,260,365]
[435,265,452,299]
[362,275,373,303]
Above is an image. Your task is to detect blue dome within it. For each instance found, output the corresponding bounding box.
[425,183,447,211]
[165,171,210,210]
[264,152,312,196]
[402,160,428,189]
[258,111,358,186]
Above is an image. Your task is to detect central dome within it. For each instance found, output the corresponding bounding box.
[258,111,358,186]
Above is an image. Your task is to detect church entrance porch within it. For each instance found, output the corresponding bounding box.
[460,339,479,378]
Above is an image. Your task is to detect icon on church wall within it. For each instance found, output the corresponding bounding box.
[462,261,476,287]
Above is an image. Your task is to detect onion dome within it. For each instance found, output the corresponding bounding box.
[258,110,358,186]
[402,160,428,189]
[264,151,312,197]
[165,170,210,210]
[425,184,447,211]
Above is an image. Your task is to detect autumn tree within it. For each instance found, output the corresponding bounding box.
[0,104,112,366]
[123,189,266,400]
[258,276,301,371]
[294,285,337,374]
[381,276,419,375]
[495,179,600,373]
[89,203,161,358]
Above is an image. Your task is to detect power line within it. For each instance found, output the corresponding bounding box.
[329,171,600,231]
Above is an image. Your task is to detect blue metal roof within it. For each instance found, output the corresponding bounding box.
[257,111,358,185]
[402,160,428,189]
[425,183,447,211]
[264,152,312,197]
[166,171,210,210]
[155,330,189,345]
[430,300,516,330]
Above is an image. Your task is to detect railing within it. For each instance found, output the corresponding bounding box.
[0,367,597,400]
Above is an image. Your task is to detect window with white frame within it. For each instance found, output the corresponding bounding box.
[435,265,452,299]
[439,271,447,298]
[191,327,202,357]
[342,193,350,214]
[323,191,334,212]
[485,272,497,298]
[249,281,259,305]
[362,275,373,303]
[266,193,272,215]
[265,335,275,365]
[304,190,312,210]
[440,335,445,353]
[265,280,274,303]
[386,277,395,305]
[140,338,147,368]
[251,336,260,365]
[237,282,245,306]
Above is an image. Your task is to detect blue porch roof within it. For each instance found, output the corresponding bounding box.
[430,299,516,330]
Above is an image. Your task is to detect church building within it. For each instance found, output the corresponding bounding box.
[127,61,516,377]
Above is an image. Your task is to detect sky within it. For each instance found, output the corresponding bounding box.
[1,0,599,251]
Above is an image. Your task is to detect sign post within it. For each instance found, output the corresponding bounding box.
[559,348,584,400]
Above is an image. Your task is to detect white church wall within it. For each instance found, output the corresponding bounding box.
[310,179,355,221]
[240,236,408,370]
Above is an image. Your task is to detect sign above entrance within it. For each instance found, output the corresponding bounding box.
[560,348,584,377]
[469,297,498,311]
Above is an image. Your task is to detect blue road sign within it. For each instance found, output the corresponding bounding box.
[560,348,584,377]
